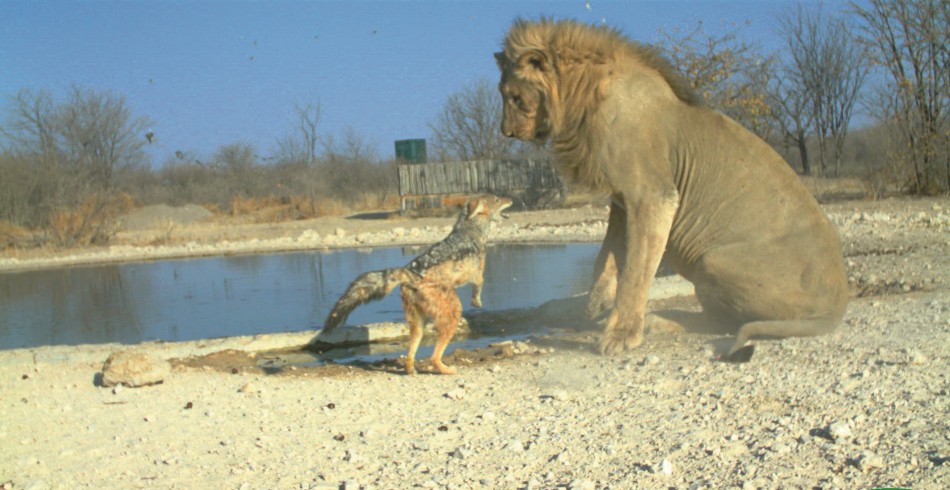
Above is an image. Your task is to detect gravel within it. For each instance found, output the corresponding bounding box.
[0,196,947,488]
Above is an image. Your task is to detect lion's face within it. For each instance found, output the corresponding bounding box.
[496,53,551,142]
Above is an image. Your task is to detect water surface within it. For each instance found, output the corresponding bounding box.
[0,244,599,349]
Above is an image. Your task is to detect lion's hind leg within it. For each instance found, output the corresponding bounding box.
[725,318,840,362]
[645,310,734,336]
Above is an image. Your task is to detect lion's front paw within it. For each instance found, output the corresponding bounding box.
[471,296,483,308]
[587,287,617,320]
[599,328,643,355]
[599,311,645,355]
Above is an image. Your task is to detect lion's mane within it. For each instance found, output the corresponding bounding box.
[499,19,701,190]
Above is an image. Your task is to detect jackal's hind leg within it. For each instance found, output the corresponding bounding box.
[428,286,462,375]
[401,289,424,375]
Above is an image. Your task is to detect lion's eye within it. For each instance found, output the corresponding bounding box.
[511,95,522,105]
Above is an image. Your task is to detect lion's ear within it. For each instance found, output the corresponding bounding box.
[494,51,508,70]
[517,49,550,74]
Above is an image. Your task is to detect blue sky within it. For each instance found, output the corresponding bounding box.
[1,1,838,166]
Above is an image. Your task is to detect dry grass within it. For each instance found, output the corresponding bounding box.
[48,193,135,247]
[800,176,877,202]
[0,221,33,250]
[228,193,402,224]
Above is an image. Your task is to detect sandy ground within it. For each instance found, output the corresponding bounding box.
[1,197,948,489]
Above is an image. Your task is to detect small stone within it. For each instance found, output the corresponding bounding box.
[771,443,790,455]
[343,449,362,463]
[23,480,48,490]
[100,350,170,388]
[444,388,465,400]
[644,355,660,365]
[906,350,928,365]
[239,382,259,393]
[855,450,885,472]
[551,390,570,401]
[660,458,673,475]
[505,439,524,452]
[826,421,852,441]
[568,479,595,490]
[452,447,472,459]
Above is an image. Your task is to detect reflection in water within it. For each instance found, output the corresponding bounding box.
[0,244,598,349]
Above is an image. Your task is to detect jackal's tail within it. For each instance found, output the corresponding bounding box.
[322,268,413,333]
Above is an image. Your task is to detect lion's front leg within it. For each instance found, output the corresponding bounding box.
[587,200,625,319]
[600,193,678,355]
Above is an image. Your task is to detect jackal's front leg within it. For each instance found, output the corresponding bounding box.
[472,257,485,308]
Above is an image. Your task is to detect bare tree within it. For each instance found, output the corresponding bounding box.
[768,72,816,174]
[275,100,322,165]
[429,78,516,161]
[775,3,869,176]
[213,142,261,202]
[1,86,150,245]
[1,89,58,157]
[318,126,392,204]
[655,21,778,140]
[0,89,61,225]
[57,85,152,189]
[852,0,949,193]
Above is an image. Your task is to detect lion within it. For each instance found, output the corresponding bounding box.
[495,19,849,360]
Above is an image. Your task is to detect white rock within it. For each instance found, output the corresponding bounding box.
[100,350,170,388]
[505,439,524,452]
[551,389,570,401]
[856,450,885,472]
[568,479,595,490]
[826,421,852,441]
[444,388,465,400]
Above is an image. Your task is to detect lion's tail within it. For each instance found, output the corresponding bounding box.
[322,268,413,333]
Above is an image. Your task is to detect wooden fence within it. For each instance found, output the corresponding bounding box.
[397,159,562,210]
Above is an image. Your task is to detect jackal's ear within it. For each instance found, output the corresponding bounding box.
[467,199,485,219]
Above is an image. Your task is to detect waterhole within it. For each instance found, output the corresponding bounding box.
[0,244,600,350]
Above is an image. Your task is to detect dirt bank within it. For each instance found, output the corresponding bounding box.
[0,205,609,272]
[1,197,948,489]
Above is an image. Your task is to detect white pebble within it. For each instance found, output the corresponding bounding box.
[827,421,852,441]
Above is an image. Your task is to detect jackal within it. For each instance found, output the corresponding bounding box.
[321,195,513,375]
